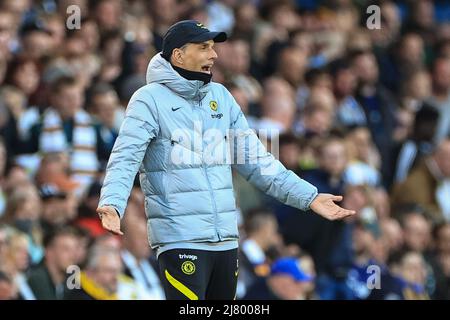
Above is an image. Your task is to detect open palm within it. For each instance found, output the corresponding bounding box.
[309,193,355,220]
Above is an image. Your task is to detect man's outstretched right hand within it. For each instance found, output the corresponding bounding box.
[96,206,124,236]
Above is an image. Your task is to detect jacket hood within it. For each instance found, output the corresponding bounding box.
[146,53,210,101]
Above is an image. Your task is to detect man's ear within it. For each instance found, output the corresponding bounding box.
[172,48,184,65]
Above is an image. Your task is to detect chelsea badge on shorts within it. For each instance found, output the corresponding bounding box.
[181,261,196,275]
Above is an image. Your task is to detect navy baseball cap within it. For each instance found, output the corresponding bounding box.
[162,20,227,60]
[271,257,314,282]
[39,184,67,201]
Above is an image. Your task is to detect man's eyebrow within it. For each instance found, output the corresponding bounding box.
[198,41,214,47]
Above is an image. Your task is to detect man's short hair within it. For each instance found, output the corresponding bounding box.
[86,82,116,108]
[244,208,276,235]
[51,76,79,94]
[43,226,79,248]
[279,132,301,148]
[85,245,120,270]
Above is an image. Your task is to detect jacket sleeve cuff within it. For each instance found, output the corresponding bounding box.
[301,186,318,211]
[98,200,125,219]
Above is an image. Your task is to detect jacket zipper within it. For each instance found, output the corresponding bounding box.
[195,96,220,241]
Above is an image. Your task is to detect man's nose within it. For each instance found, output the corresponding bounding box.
[210,49,218,60]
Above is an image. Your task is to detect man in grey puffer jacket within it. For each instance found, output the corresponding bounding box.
[97,20,355,300]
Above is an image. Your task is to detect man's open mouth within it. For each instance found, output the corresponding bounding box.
[201,65,212,73]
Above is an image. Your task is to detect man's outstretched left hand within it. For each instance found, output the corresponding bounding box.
[309,193,356,221]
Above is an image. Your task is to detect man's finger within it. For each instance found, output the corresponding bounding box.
[104,221,123,235]
[331,195,343,202]
[110,228,124,236]
[337,209,356,218]
[102,222,124,236]
[96,207,106,215]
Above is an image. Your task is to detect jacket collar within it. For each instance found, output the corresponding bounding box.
[146,53,210,101]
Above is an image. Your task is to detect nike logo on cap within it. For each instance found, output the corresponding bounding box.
[172,107,181,111]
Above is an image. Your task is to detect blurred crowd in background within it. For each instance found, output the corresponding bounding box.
[0,0,449,300]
